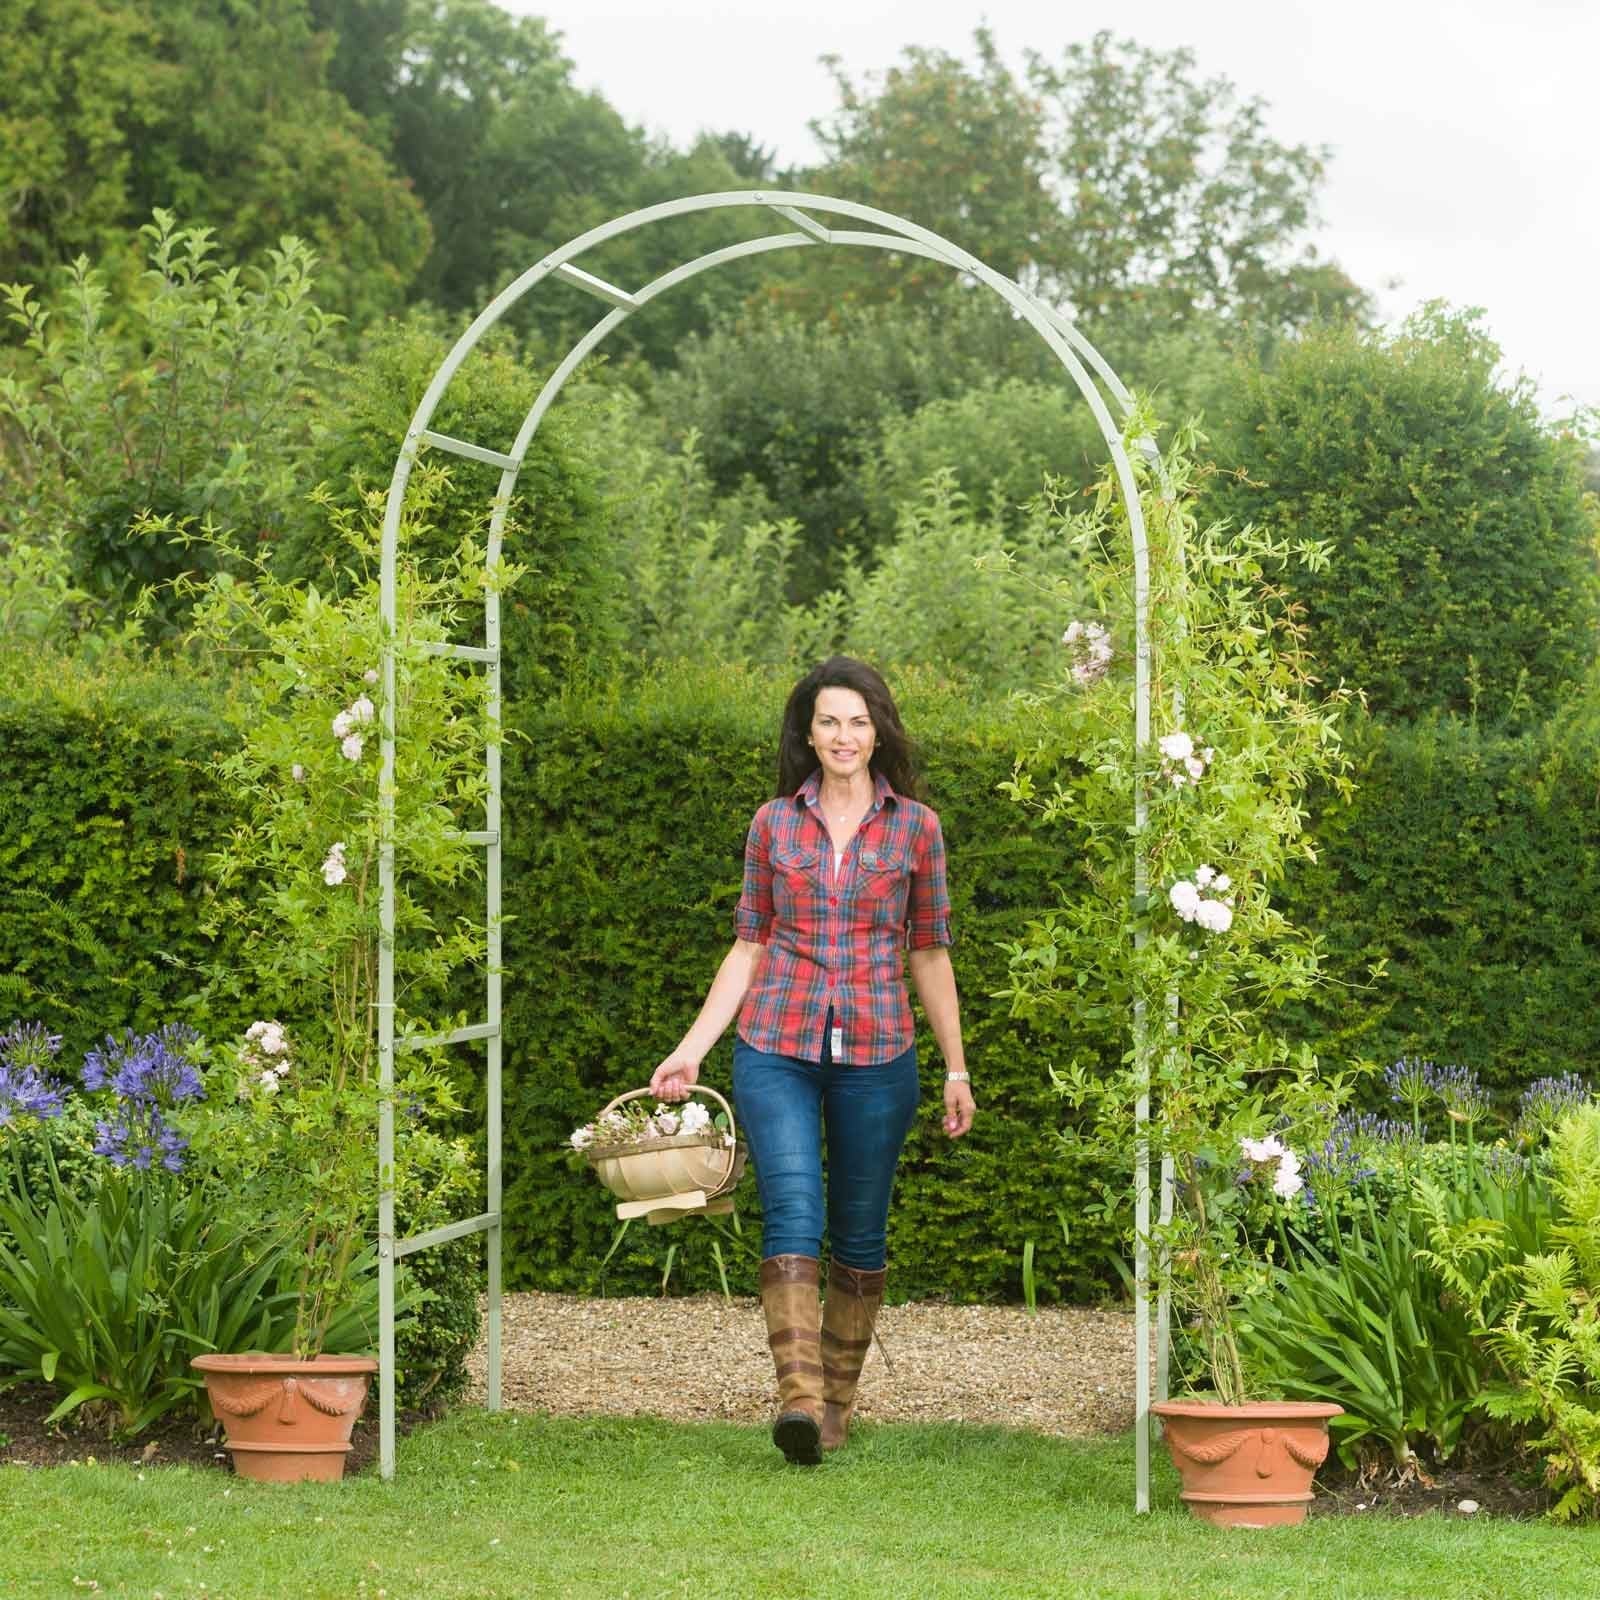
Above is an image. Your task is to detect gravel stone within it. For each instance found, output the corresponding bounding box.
[465,1292,1137,1435]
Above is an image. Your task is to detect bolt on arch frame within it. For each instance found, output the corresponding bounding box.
[378,190,1179,1504]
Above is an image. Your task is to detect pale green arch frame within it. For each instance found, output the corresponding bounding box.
[378,190,1174,1504]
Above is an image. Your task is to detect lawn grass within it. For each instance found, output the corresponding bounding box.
[2,1412,1594,1599]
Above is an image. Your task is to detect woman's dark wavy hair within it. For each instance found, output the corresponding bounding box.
[774,656,924,800]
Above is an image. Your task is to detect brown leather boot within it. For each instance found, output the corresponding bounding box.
[820,1260,887,1451]
[759,1254,823,1466]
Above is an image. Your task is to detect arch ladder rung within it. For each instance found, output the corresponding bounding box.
[417,641,497,663]
[395,1210,502,1260]
[396,1021,499,1055]
[418,430,519,473]
[554,262,640,309]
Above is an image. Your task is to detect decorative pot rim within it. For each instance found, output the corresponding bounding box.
[1152,1399,1343,1420]
[192,1352,378,1376]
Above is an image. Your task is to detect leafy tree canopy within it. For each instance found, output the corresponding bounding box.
[799,28,1369,341]
[0,0,430,325]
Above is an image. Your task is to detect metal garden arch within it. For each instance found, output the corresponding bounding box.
[377,191,1175,1504]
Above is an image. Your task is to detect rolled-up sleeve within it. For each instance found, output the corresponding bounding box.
[733,807,774,944]
[905,810,952,950]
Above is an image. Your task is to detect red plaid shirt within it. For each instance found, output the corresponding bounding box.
[734,770,952,1065]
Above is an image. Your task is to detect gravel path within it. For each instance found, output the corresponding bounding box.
[464,1292,1137,1436]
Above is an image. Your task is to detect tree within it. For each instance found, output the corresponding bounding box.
[1204,307,1600,726]
[791,28,1368,340]
[647,285,1062,595]
[799,29,1059,310]
[0,0,430,325]
[1024,31,1370,336]
[0,0,172,287]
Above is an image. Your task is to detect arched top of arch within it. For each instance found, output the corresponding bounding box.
[381,189,1161,752]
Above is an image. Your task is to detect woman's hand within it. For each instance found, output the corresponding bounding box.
[943,1077,976,1138]
[649,1053,701,1102]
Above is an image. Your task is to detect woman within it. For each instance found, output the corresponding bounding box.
[649,656,975,1466]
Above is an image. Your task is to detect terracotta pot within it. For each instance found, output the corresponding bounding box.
[1151,1399,1343,1527]
[193,1352,378,1483]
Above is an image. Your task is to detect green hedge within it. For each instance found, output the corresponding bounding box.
[0,650,245,1050]
[8,652,1600,1304]
[1278,711,1600,1095]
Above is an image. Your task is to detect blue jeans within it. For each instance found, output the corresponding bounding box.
[731,1029,920,1270]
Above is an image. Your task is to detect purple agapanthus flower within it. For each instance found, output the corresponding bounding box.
[0,1019,64,1071]
[1517,1073,1591,1139]
[1384,1057,1436,1111]
[0,1064,66,1126]
[1431,1063,1489,1125]
[83,1026,205,1108]
[93,1105,189,1174]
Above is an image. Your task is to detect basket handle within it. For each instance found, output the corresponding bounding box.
[598,1082,738,1145]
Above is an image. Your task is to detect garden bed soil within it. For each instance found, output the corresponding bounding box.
[0,1381,435,1476]
[0,1291,1555,1518]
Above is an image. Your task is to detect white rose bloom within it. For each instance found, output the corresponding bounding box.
[1185,756,1206,780]
[246,1020,270,1042]
[1194,899,1233,933]
[1272,1159,1305,1199]
[257,1070,280,1095]
[1194,864,1216,887]
[569,1126,594,1151]
[1168,880,1202,921]
[1214,874,1232,892]
[1168,771,1187,788]
[1241,1134,1286,1162]
[1063,621,1085,645]
[350,695,375,724]
[653,1109,680,1136]
[341,733,364,762]
[1157,732,1194,761]
[679,1102,712,1134]
[363,668,380,685]
[322,847,348,886]
[331,710,355,738]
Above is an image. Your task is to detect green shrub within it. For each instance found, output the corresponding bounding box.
[861,379,1106,540]
[1205,307,1600,727]
[271,312,622,705]
[0,214,334,632]
[645,288,1062,597]
[1408,1102,1600,1518]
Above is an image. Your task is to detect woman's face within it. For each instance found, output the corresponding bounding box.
[809,686,876,783]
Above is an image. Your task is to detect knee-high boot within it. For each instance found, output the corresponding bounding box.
[820,1260,887,1451]
[759,1254,823,1466]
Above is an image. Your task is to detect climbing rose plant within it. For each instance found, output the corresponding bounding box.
[993,414,1366,1402]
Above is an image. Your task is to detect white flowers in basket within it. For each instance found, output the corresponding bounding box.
[568,1098,727,1153]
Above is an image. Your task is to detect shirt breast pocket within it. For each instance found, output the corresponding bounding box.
[858,849,910,913]
[771,845,817,908]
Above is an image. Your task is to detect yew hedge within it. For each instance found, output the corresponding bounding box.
[5,654,1600,1302]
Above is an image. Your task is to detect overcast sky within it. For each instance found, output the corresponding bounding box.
[515,0,1598,414]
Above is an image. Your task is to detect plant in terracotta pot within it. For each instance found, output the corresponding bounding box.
[996,420,1364,1526]
[153,471,517,1479]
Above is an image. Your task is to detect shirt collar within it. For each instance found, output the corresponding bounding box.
[795,768,897,813]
